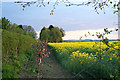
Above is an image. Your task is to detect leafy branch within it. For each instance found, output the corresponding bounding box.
[15,0,120,15]
[36,40,51,78]
[80,28,119,51]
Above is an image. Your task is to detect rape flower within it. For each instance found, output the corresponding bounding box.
[110,58,112,60]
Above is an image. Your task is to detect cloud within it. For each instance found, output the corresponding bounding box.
[36,28,118,40]
[63,28,118,40]
[36,31,40,39]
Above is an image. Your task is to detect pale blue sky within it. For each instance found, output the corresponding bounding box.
[2,2,118,39]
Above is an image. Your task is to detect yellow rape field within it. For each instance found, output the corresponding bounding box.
[48,41,119,79]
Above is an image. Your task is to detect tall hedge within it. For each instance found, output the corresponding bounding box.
[2,29,37,78]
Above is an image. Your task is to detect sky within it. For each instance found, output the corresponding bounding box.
[2,1,119,40]
[2,0,119,2]
[1,0,95,2]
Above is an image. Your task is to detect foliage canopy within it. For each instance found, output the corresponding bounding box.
[39,25,64,42]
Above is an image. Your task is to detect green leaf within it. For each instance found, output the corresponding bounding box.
[110,2,112,4]
[98,34,102,38]
[104,28,108,33]
[113,4,116,8]
[102,38,109,45]
[106,4,108,6]
[115,28,118,31]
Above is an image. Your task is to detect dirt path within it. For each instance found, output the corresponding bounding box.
[40,52,72,78]
[19,48,72,78]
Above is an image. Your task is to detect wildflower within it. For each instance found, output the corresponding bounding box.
[76,50,79,53]
[110,58,112,60]
[113,54,115,56]
[89,56,91,59]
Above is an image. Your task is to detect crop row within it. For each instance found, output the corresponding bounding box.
[48,41,119,78]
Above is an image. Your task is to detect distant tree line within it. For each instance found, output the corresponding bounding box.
[1,17,37,39]
[39,25,65,43]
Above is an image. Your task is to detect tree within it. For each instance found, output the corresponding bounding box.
[0,18,2,29]
[39,25,63,42]
[40,28,50,41]
[54,27,62,42]
[18,25,23,29]
[50,27,62,42]
[60,28,65,37]
[30,28,37,39]
[2,17,11,30]
[10,23,18,32]
[49,25,54,30]
[28,26,32,31]
[50,28,56,42]
[39,27,46,40]
[2,17,37,39]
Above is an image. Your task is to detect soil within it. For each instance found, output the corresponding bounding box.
[19,48,72,78]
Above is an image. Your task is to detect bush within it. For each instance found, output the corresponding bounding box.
[2,30,37,78]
